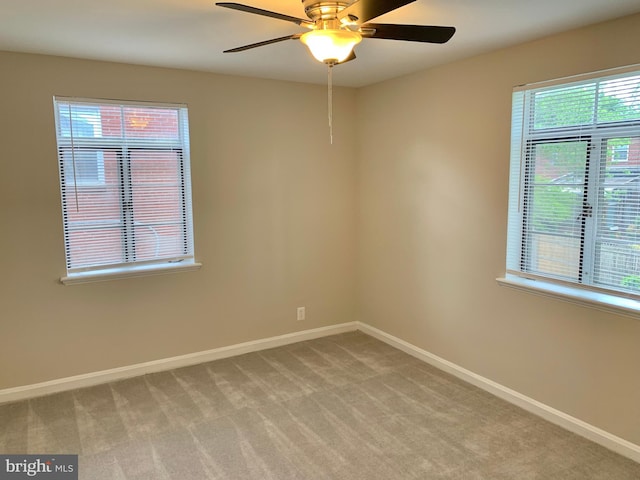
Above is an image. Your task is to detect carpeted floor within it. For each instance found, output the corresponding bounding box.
[1,331,639,479]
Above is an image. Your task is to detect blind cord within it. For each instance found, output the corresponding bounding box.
[66,104,80,213]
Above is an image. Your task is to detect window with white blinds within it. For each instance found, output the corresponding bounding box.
[53,97,197,284]
[506,66,640,303]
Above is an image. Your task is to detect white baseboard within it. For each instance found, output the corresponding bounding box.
[0,322,358,405]
[356,321,640,464]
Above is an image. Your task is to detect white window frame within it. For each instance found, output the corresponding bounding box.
[499,65,640,318]
[54,97,200,284]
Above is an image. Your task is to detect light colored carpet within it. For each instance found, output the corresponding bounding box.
[1,331,639,479]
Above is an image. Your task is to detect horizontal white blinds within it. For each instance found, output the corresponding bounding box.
[507,67,640,298]
[54,98,194,274]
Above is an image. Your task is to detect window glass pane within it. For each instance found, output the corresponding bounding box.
[99,105,124,138]
[525,233,582,280]
[62,149,123,268]
[133,224,186,261]
[58,104,102,138]
[533,84,596,130]
[598,75,640,124]
[129,149,186,261]
[62,149,105,185]
[524,141,588,280]
[124,107,179,140]
[66,228,124,269]
[594,136,640,292]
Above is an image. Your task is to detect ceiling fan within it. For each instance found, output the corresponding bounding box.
[216,0,456,65]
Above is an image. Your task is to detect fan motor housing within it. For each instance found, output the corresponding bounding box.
[302,1,351,21]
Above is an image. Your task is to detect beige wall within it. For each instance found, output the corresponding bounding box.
[0,52,357,389]
[356,13,640,445]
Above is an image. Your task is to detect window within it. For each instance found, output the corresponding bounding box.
[54,97,199,284]
[610,143,630,162]
[504,66,640,311]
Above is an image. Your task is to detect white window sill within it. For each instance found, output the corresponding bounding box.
[496,274,640,320]
[61,261,202,285]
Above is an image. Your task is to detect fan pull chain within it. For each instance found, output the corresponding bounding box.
[328,63,333,145]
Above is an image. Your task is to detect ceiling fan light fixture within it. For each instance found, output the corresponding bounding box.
[300,29,362,64]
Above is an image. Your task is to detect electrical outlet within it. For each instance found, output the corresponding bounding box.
[297,307,305,321]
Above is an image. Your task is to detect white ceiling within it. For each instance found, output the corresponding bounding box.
[2,0,640,88]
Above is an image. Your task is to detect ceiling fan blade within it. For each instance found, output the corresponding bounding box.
[361,23,456,44]
[337,0,416,24]
[223,34,302,53]
[216,2,314,27]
